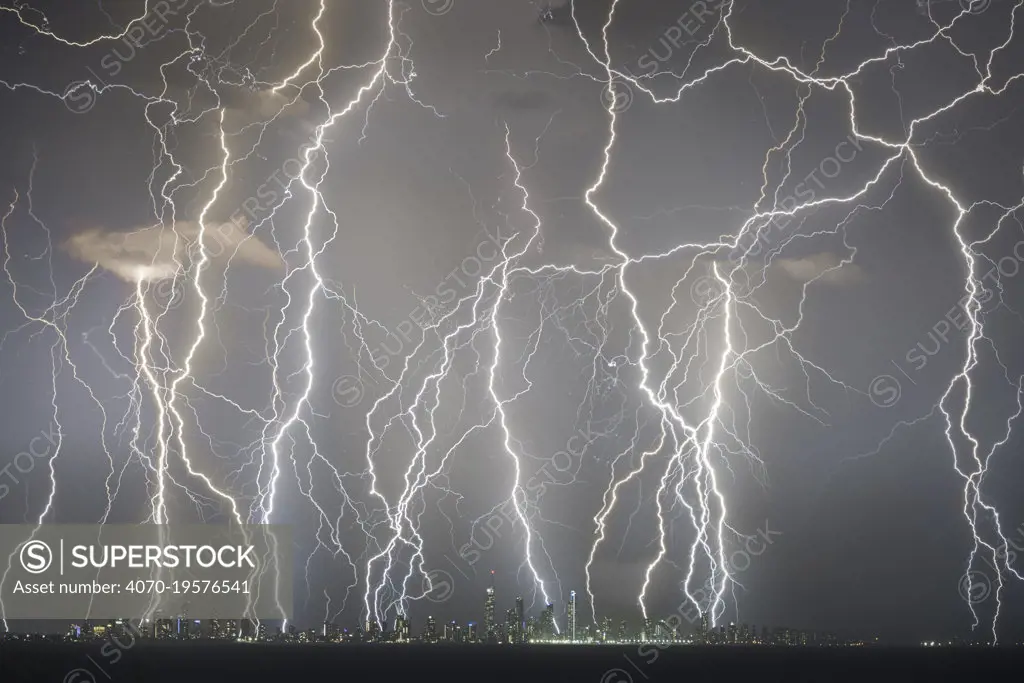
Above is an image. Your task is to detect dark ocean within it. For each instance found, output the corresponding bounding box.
[1,643,1022,682]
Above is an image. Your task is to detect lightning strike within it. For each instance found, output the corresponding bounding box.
[0,0,1021,645]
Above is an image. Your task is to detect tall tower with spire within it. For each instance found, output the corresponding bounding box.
[484,570,496,643]
[568,590,576,642]
[515,596,524,644]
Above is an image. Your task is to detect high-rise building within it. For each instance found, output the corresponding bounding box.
[567,590,576,642]
[515,596,524,644]
[655,620,671,641]
[364,619,381,642]
[617,620,627,641]
[484,571,496,642]
[539,603,555,639]
[239,619,254,641]
[467,622,478,643]
[505,608,518,644]
[394,616,410,643]
[107,619,128,640]
[155,619,173,640]
[425,615,437,643]
[209,619,222,640]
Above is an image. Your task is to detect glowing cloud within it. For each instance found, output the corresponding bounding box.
[63,220,283,282]
[774,252,865,285]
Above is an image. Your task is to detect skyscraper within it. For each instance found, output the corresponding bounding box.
[484,570,496,643]
[567,590,576,642]
[394,616,410,643]
[505,607,522,644]
[539,603,555,639]
[156,619,173,640]
[515,596,524,644]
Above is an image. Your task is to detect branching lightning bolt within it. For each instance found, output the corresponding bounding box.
[0,0,1022,644]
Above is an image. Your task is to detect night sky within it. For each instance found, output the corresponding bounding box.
[1,0,1023,645]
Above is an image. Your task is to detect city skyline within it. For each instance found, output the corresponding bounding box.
[0,575,993,647]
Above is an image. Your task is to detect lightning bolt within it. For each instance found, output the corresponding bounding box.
[1,0,1022,645]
